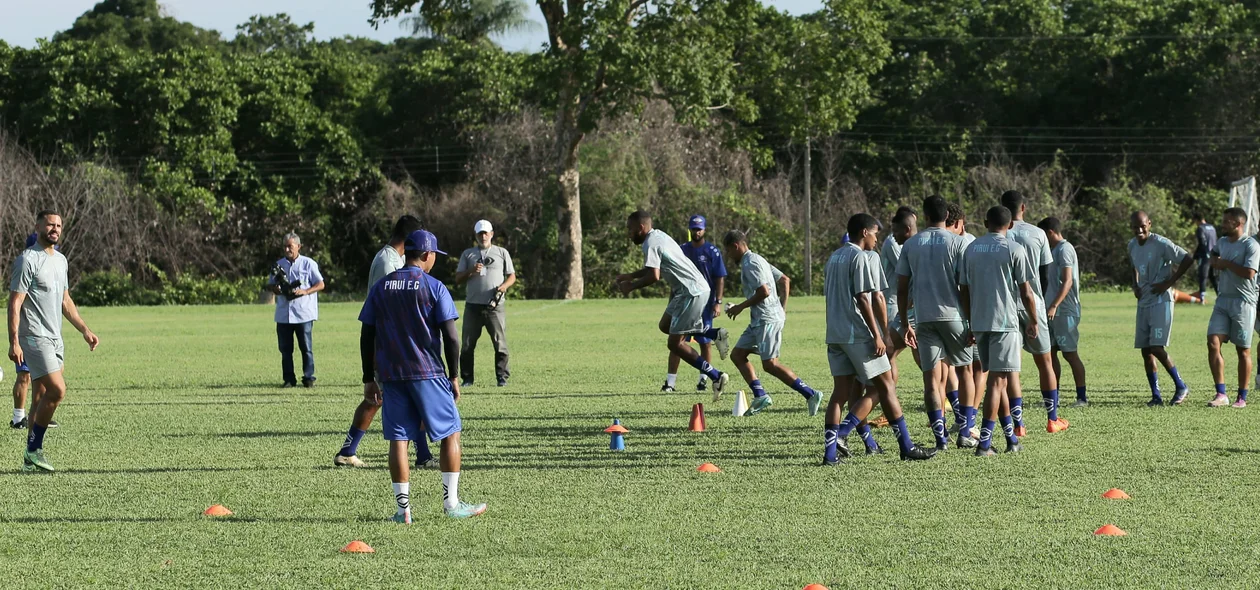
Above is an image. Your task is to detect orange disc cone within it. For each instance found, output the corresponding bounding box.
[1094,524,1127,536]
[697,462,721,473]
[689,403,707,432]
[203,504,233,517]
[803,585,830,590]
[1102,488,1131,500]
[340,540,375,553]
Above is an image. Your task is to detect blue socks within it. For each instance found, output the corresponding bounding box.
[858,423,879,452]
[999,414,1019,446]
[1076,386,1087,402]
[1148,371,1161,400]
[978,418,995,450]
[964,406,977,434]
[26,422,47,453]
[1216,383,1228,396]
[687,357,722,381]
[837,413,860,438]
[946,390,964,426]
[890,415,914,453]
[416,440,433,465]
[1043,389,1059,421]
[701,327,722,340]
[790,378,816,400]
[339,428,366,457]
[751,379,767,398]
[1011,398,1024,428]
[824,424,840,463]
[928,409,947,445]
[1240,389,1250,402]
[1169,366,1187,391]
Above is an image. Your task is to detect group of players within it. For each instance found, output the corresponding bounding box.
[618,191,1099,463]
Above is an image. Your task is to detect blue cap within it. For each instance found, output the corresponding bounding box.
[688,215,706,230]
[404,230,446,255]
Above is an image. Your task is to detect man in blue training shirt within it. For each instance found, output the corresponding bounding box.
[663,214,727,393]
[359,230,486,522]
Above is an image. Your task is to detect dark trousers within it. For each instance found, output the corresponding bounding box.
[1197,258,1216,295]
[461,303,509,382]
[277,322,315,384]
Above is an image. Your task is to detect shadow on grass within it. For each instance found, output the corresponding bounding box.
[0,515,395,524]
[1207,447,1260,455]
[1,466,281,476]
[163,431,340,439]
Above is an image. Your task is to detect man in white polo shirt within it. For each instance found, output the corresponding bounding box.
[455,220,516,387]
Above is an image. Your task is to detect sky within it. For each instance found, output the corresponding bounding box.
[1,0,824,53]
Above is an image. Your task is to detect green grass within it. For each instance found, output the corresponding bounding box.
[2,294,1259,588]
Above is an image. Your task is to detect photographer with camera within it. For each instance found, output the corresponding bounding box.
[269,232,325,388]
[455,220,515,387]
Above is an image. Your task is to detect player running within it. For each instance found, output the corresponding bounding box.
[721,230,822,416]
[1000,190,1065,434]
[12,211,100,472]
[1205,208,1260,408]
[897,196,974,450]
[618,211,730,400]
[882,207,918,383]
[1128,210,1195,406]
[1038,217,1089,408]
[960,206,1039,456]
[663,215,726,393]
[359,229,486,521]
[822,213,935,464]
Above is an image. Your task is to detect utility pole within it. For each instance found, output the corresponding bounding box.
[803,135,812,295]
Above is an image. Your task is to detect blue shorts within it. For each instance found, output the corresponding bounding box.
[381,378,462,443]
[15,362,28,373]
[683,305,716,344]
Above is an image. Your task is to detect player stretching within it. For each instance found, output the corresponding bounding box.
[822,213,935,464]
[618,211,730,399]
[960,206,1038,456]
[882,206,918,382]
[360,230,485,521]
[1129,211,1195,406]
[721,230,822,416]
[12,211,99,472]
[1038,217,1089,408]
[945,203,983,436]
[897,196,974,450]
[999,191,1066,434]
[663,215,726,393]
[1206,208,1260,408]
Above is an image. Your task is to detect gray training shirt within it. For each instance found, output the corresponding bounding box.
[1007,220,1053,306]
[960,233,1030,333]
[367,245,404,292]
[1046,240,1082,317]
[880,235,901,309]
[895,226,966,323]
[739,250,785,327]
[1215,235,1260,305]
[1128,234,1189,308]
[456,245,515,305]
[640,229,708,298]
[826,244,886,345]
[9,245,68,340]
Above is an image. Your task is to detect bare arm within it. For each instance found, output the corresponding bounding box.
[861,291,888,356]
[1211,255,1257,280]
[1153,254,1195,293]
[454,269,474,284]
[1047,267,1072,320]
[1039,264,1049,297]
[959,285,971,321]
[441,318,461,401]
[61,291,99,351]
[727,284,770,319]
[498,272,517,292]
[1019,281,1039,340]
[896,275,916,348]
[715,276,724,304]
[777,274,789,308]
[7,291,24,365]
[620,267,661,293]
[296,280,325,297]
[1132,264,1142,299]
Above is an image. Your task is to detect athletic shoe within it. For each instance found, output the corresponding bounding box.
[934,440,949,452]
[22,448,53,472]
[281,381,298,388]
[956,434,978,449]
[865,444,884,455]
[711,372,729,403]
[497,378,507,387]
[10,418,26,429]
[416,458,441,469]
[714,328,730,360]
[391,510,412,524]
[974,447,997,458]
[744,394,773,416]
[696,378,707,392]
[1146,397,1165,407]
[46,421,58,429]
[302,378,316,388]
[822,457,843,467]
[835,437,852,459]
[660,382,676,393]
[1047,419,1068,434]
[1072,399,1090,408]
[1233,399,1248,409]
[1057,417,1071,428]
[1172,386,1191,405]
[444,501,488,519]
[900,446,936,461]
[460,380,474,388]
[1208,394,1231,407]
[1014,425,1026,438]
[968,427,980,439]
[334,454,367,468]
[1004,443,1023,454]
[806,390,823,417]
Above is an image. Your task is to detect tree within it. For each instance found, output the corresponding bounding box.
[400,0,540,45]
[231,14,316,54]
[54,0,222,52]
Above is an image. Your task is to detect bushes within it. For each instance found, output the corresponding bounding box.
[73,269,265,306]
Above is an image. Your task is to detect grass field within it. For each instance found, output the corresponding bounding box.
[3,293,1260,588]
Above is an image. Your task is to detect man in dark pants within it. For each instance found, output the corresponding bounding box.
[455,220,515,387]
[1195,212,1219,304]
[270,232,325,387]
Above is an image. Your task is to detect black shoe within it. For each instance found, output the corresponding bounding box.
[956,434,978,449]
[935,440,950,452]
[1004,443,1023,454]
[696,379,708,392]
[461,380,473,388]
[865,446,884,456]
[900,445,936,461]
[975,446,997,457]
[1146,397,1164,407]
[10,418,26,429]
[821,457,843,466]
[497,378,507,387]
[302,378,316,388]
[282,381,298,388]
[661,382,676,392]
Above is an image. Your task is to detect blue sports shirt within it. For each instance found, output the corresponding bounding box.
[358,266,460,382]
[680,240,727,305]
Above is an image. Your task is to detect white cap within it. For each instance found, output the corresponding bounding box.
[474,219,493,234]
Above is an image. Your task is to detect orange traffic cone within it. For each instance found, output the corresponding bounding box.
[203,504,233,517]
[697,462,721,473]
[689,403,706,432]
[1094,524,1127,536]
[1102,488,1131,500]
[340,540,375,553]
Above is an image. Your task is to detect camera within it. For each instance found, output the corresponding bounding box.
[488,288,505,310]
[270,263,302,300]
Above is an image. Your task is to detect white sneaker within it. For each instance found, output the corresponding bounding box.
[334,454,368,468]
[711,372,729,402]
[714,328,730,360]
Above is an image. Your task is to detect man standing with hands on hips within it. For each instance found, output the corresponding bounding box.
[455,220,516,387]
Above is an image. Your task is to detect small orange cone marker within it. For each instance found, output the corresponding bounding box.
[340,540,375,553]
[803,585,830,590]
[689,403,707,432]
[697,463,721,473]
[1094,524,1127,536]
[203,505,233,517]
[1102,488,1131,500]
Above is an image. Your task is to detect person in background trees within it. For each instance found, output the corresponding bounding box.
[1194,211,1218,304]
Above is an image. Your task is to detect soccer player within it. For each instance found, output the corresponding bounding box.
[10,233,49,430]
[721,230,822,416]
[1205,208,1260,408]
[1000,190,1065,434]
[360,229,486,521]
[897,196,974,450]
[1129,210,1195,406]
[11,211,100,472]
[822,213,935,464]
[663,215,726,393]
[335,215,430,469]
[617,211,730,400]
[960,206,1039,456]
[882,206,918,382]
[1194,211,1218,303]
[946,203,984,431]
[1038,217,1089,408]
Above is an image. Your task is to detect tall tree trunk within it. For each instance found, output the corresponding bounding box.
[553,83,585,299]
